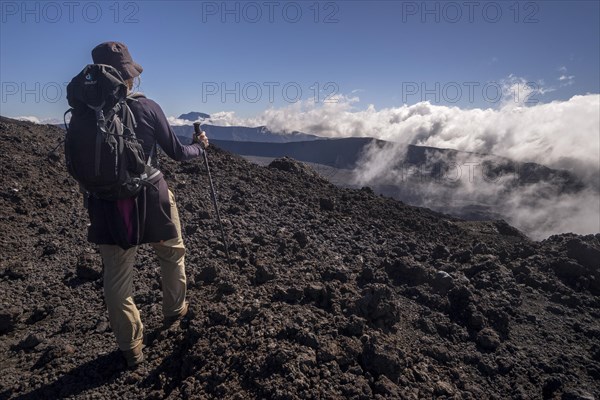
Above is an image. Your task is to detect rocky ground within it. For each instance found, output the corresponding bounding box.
[0,116,599,399]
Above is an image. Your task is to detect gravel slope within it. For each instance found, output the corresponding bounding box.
[0,116,599,400]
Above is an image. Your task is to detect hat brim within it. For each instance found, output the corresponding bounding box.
[120,61,143,80]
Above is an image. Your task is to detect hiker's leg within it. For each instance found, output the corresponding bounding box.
[99,244,143,351]
[150,190,187,318]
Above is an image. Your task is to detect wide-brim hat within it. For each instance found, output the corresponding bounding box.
[91,41,143,80]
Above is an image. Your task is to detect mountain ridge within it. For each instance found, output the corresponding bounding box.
[206,137,588,230]
[178,111,211,121]
[172,123,322,143]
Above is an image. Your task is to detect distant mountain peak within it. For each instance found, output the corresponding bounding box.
[178,111,210,121]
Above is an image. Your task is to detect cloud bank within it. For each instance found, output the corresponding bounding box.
[351,140,599,239]
[195,94,599,181]
[14,116,63,125]
[187,92,599,238]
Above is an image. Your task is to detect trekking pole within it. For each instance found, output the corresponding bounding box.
[194,122,232,267]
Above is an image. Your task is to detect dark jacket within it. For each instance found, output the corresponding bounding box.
[85,96,203,248]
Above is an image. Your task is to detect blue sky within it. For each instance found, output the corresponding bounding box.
[1,0,599,120]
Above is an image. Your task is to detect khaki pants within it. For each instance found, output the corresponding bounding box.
[99,190,186,351]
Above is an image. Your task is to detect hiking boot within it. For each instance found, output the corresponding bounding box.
[163,302,189,327]
[122,342,145,368]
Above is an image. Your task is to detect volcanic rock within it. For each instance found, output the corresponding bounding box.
[476,327,501,352]
[0,116,598,399]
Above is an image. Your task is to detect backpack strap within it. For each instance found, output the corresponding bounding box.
[93,106,107,176]
[63,109,72,131]
[128,92,146,100]
[120,100,137,137]
[125,93,159,167]
[120,99,156,166]
[147,144,155,166]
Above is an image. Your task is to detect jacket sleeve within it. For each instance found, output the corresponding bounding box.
[148,100,204,161]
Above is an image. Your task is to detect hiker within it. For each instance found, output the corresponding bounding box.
[69,41,209,367]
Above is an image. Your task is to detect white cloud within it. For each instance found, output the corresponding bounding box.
[167,116,193,126]
[15,116,41,123]
[559,74,575,86]
[13,116,62,124]
[197,93,599,179]
[351,141,600,239]
[557,66,575,86]
[499,75,555,107]
[188,87,599,238]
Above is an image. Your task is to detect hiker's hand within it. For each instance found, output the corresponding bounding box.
[193,131,209,149]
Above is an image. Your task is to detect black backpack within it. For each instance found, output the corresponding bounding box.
[64,64,156,201]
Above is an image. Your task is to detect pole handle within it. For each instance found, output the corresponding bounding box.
[193,122,208,149]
